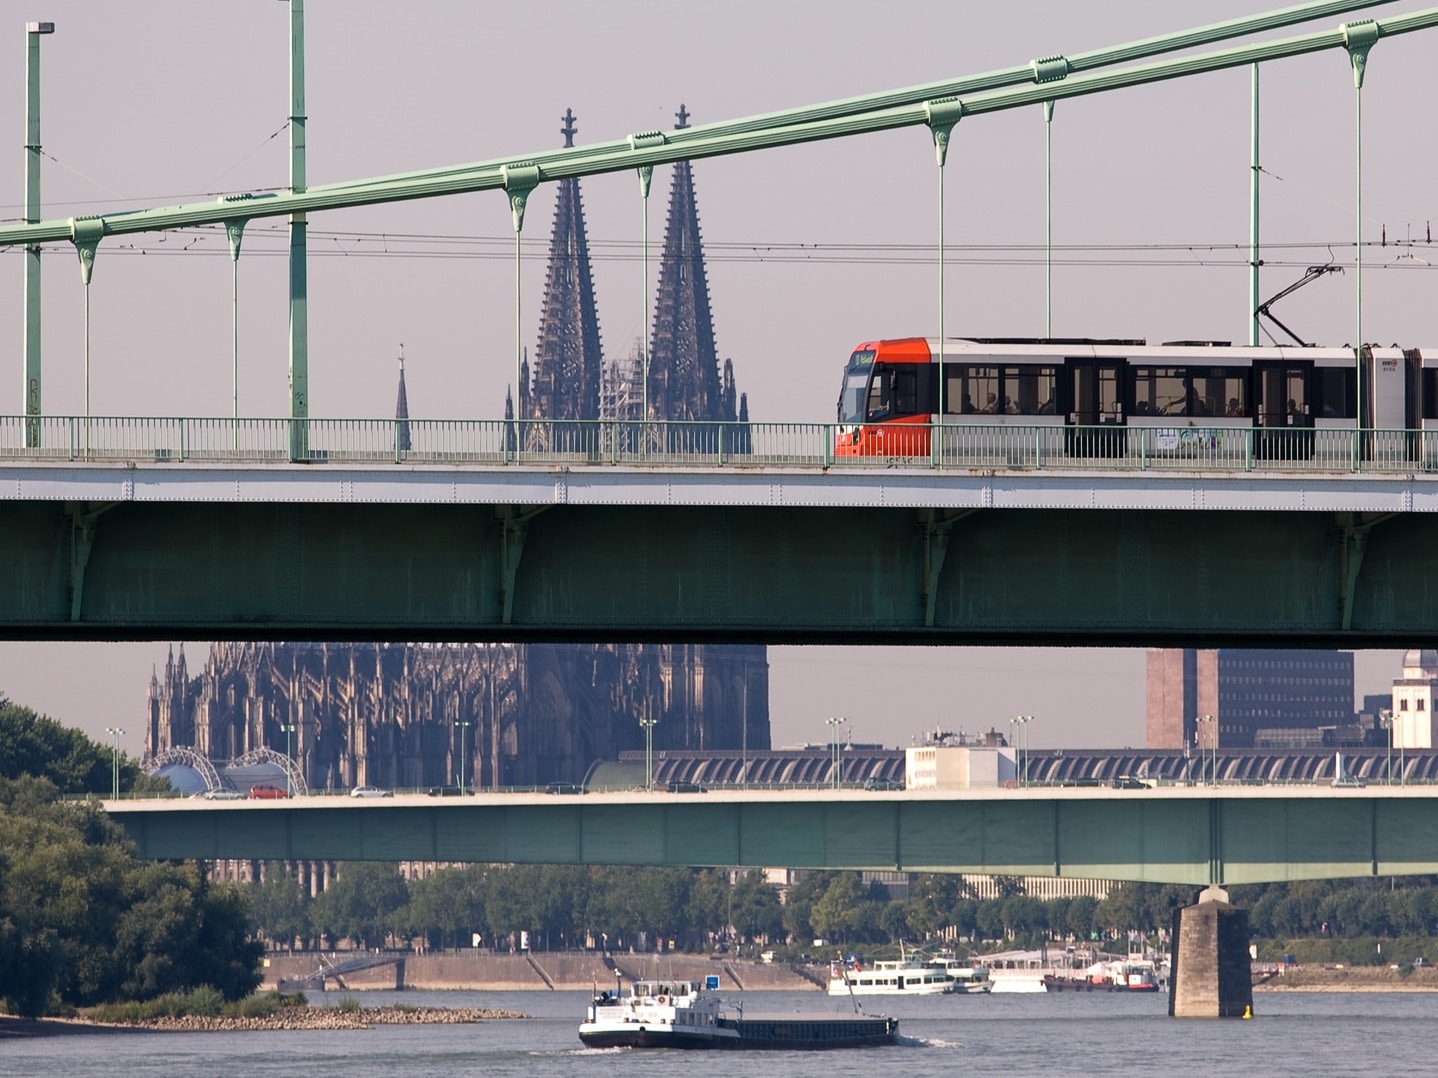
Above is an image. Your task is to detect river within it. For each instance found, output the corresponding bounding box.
[3,988,1431,1077]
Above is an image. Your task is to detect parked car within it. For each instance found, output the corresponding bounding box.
[349,785,394,798]
[665,780,707,794]
[427,785,465,797]
[863,777,904,791]
[544,782,585,795]
[248,783,289,799]
[194,788,245,800]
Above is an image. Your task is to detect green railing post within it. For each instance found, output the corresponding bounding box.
[179,418,186,462]
[1034,425,1041,469]
[1139,427,1147,470]
[68,416,75,461]
[823,424,833,469]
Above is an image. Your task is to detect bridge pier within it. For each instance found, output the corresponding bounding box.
[1168,887,1253,1019]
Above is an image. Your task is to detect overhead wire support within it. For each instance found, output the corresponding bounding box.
[6,3,1434,249]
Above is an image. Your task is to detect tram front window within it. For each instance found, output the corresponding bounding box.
[838,351,875,423]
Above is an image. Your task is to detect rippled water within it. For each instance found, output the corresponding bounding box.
[5,989,1435,1078]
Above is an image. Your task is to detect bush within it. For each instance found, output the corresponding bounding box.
[224,992,282,1020]
[336,996,360,1014]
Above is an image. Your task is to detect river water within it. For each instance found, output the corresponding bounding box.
[4,989,1433,1077]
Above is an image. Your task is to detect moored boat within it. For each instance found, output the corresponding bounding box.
[580,976,899,1050]
[827,946,991,996]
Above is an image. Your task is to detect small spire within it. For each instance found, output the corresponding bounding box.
[561,108,577,148]
[398,343,405,374]
[675,103,691,130]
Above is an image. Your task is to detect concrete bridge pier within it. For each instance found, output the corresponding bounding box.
[1168,887,1253,1019]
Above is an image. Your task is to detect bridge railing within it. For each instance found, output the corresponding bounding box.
[3,416,1435,473]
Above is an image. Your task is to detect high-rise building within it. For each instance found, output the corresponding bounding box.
[1146,649,1356,749]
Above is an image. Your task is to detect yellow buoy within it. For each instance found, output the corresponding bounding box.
[1242,1004,1253,1019]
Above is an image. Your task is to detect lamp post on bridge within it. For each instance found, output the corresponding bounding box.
[826,716,847,790]
[281,723,297,796]
[1197,714,1217,785]
[105,726,123,799]
[640,711,658,791]
[1380,709,1393,785]
[1011,715,1033,788]
[456,719,472,795]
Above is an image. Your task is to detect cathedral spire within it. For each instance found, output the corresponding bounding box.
[523,108,604,423]
[648,105,737,422]
[394,344,412,452]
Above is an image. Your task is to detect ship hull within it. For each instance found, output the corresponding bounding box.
[580,1016,898,1050]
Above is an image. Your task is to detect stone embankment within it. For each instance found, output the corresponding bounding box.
[139,1005,526,1032]
[261,952,819,991]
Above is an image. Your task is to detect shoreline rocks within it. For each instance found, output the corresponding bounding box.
[137,1005,528,1032]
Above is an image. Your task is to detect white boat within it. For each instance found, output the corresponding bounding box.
[580,976,898,1050]
[827,947,991,996]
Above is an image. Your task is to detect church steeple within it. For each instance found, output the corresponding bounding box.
[394,345,412,452]
[526,107,604,422]
[648,104,736,422]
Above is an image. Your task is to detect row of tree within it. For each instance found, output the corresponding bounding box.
[250,860,1438,958]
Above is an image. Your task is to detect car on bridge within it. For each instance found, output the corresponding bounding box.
[248,784,289,799]
[194,788,245,800]
[349,785,394,798]
[863,777,904,791]
[544,782,585,795]
[427,785,467,797]
[665,780,707,794]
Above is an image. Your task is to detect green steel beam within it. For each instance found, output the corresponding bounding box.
[10,501,1438,644]
[0,4,1429,248]
[106,787,1438,886]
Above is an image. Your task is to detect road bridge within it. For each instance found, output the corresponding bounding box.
[104,785,1438,887]
[4,448,1438,643]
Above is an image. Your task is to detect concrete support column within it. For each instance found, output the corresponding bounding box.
[1169,886,1253,1018]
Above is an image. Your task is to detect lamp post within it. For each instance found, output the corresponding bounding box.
[1380,709,1393,786]
[1197,715,1216,785]
[24,21,55,450]
[456,719,471,794]
[826,716,847,790]
[281,722,297,796]
[640,712,658,791]
[1011,716,1033,787]
[105,726,123,799]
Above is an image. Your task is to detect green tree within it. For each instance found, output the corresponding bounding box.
[729,871,784,944]
[781,871,836,943]
[310,862,409,949]
[250,862,311,950]
[810,874,872,943]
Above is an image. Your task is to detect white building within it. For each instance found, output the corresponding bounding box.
[905,745,1017,789]
[1390,649,1438,749]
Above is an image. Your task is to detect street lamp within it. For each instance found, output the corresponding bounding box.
[826,716,847,790]
[281,722,297,796]
[24,21,55,450]
[1380,709,1393,786]
[456,719,472,794]
[105,726,123,799]
[1197,715,1217,785]
[1011,716,1033,787]
[640,712,659,791]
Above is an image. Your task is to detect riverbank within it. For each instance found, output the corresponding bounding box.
[259,952,819,991]
[0,1004,527,1038]
[1256,966,1438,991]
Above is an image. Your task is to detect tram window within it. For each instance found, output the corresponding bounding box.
[1002,366,1056,415]
[1424,370,1438,420]
[961,367,1000,415]
[866,366,918,420]
[1314,367,1354,419]
[1199,370,1246,418]
[1133,368,1188,416]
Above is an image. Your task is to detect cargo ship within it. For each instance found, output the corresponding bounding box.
[579,976,899,1050]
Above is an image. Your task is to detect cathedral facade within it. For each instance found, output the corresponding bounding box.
[146,640,767,790]
[146,106,769,790]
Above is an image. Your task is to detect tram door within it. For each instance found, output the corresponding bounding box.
[1064,359,1126,457]
[1253,359,1313,460]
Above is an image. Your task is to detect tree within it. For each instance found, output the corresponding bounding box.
[781,871,836,943]
[810,874,873,944]
[310,862,409,949]
[250,862,311,950]
[729,871,784,944]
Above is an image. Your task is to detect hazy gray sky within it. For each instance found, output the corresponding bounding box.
[0,2,1431,753]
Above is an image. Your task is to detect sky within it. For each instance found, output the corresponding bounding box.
[0,1,1432,755]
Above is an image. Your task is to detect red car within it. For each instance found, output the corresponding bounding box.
[248,783,289,799]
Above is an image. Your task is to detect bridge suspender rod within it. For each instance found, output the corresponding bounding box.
[5,4,1433,248]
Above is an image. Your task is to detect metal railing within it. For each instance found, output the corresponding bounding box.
[5,416,1438,474]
